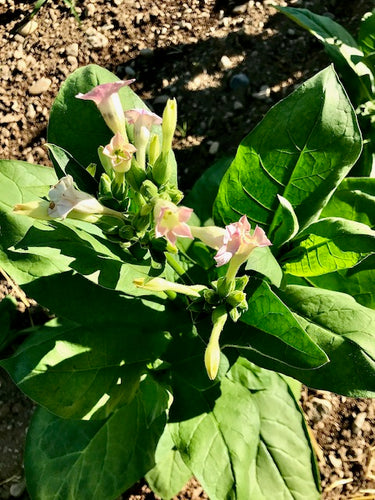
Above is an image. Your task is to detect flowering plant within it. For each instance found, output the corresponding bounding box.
[1,63,374,499]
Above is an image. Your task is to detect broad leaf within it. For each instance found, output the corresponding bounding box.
[146,426,192,499]
[0,160,65,285]
[240,278,327,368]
[283,217,375,277]
[321,177,375,227]
[2,272,170,418]
[277,6,374,103]
[214,67,362,235]
[170,358,320,500]
[25,379,168,500]
[309,254,375,309]
[15,219,153,296]
[239,285,375,397]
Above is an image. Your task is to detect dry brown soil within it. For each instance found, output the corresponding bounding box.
[1,0,375,498]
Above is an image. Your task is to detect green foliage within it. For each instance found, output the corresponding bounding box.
[1,59,375,500]
[214,67,361,232]
[25,378,168,500]
[277,5,375,176]
[170,358,320,500]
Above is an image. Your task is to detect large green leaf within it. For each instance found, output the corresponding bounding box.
[145,426,192,499]
[277,6,374,103]
[283,217,375,277]
[240,278,327,368]
[321,177,375,227]
[0,160,69,285]
[170,358,320,500]
[14,219,153,296]
[25,378,168,500]
[239,285,375,397]
[309,254,375,309]
[213,67,362,235]
[1,272,170,418]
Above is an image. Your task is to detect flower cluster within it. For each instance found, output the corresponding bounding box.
[14,80,272,382]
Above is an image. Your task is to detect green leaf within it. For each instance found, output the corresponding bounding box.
[214,67,362,235]
[185,156,232,224]
[240,285,375,397]
[358,11,375,58]
[277,6,374,103]
[146,426,192,499]
[25,379,167,500]
[283,217,375,277]
[309,254,375,309]
[321,177,375,227]
[2,272,170,418]
[46,143,98,195]
[15,219,153,296]
[170,358,320,500]
[239,278,327,368]
[245,246,283,287]
[269,194,299,247]
[0,160,67,285]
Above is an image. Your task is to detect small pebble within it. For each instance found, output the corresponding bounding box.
[140,48,154,57]
[86,3,96,16]
[85,27,108,49]
[232,3,248,14]
[352,412,367,435]
[252,85,271,99]
[209,141,219,155]
[66,43,79,57]
[18,20,38,36]
[220,55,232,70]
[28,77,51,95]
[9,479,26,498]
[230,73,250,90]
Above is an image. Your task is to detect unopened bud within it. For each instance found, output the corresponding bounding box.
[148,134,160,165]
[140,180,159,199]
[152,152,172,186]
[162,98,177,154]
[126,158,147,191]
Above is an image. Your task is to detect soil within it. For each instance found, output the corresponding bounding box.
[0,0,375,498]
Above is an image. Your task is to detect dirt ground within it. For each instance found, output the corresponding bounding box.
[1,0,375,498]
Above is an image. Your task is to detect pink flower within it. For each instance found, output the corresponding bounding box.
[154,200,193,246]
[215,215,271,268]
[76,80,135,137]
[102,132,137,173]
[125,108,162,169]
[125,108,162,130]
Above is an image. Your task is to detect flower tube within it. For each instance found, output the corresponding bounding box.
[47,175,123,220]
[125,108,162,169]
[76,80,134,139]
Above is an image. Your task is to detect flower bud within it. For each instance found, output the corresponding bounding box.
[148,134,160,166]
[204,306,228,380]
[162,98,177,155]
[13,200,51,220]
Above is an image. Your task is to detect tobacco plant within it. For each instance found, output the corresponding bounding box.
[0,62,374,500]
